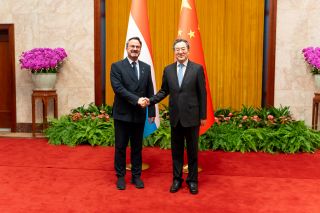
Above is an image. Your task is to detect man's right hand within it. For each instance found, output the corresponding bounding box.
[138,97,150,108]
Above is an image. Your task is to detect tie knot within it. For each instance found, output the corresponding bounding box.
[178,63,184,68]
[132,61,136,66]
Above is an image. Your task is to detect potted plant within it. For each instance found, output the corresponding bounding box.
[302,47,320,89]
[19,47,67,90]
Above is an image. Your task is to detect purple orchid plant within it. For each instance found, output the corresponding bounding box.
[19,48,67,74]
[302,47,320,75]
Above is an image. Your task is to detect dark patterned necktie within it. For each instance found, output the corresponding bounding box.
[132,61,138,80]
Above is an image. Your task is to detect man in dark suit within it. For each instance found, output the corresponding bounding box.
[148,39,207,195]
[110,37,155,190]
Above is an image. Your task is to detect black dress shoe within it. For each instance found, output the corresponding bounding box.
[131,177,144,189]
[116,177,126,190]
[188,182,198,195]
[170,180,182,193]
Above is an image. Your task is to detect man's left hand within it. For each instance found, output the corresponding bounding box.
[200,119,207,126]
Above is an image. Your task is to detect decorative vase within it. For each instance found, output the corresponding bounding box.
[31,73,57,90]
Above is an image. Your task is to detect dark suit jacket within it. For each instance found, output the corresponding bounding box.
[150,60,206,127]
[110,58,155,123]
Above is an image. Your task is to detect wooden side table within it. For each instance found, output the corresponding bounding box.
[32,90,58,136]
[312,93,320,130]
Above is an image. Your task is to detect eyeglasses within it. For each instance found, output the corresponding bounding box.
[129,45,141,49]
[174,47,187,52]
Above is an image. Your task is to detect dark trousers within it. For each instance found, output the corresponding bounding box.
[171,121,199,183]
[114,119,144,178]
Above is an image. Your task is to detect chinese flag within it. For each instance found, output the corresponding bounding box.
[177,0,215,135]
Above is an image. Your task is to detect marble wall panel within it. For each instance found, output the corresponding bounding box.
[275,0,320,126]
[0,0,94,123]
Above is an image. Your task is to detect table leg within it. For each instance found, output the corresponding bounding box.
[32,96,36,137]
[43,98,48,130]
[312,101,316,129]
[54,96,58,118]
[315,103,319,130]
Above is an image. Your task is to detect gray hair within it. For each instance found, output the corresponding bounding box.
[172,39,190,50]
[126,37,142,48]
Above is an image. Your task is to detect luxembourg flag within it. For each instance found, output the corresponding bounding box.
[124,0,160,137]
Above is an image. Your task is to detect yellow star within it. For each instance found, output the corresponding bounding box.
[188,30,195,39]
[181,0,192,10]
[178,30,183,37]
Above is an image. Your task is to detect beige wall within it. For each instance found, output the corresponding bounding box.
[0,0,94,123]
[275,0,320,126]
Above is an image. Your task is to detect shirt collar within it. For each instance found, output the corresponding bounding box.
[127,57,138,65]
[177,59,188,68]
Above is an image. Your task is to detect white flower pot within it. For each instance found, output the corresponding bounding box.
[31,73,57,90]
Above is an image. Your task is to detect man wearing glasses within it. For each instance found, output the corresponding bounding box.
[147,39,207,194]
[110,37,155,190]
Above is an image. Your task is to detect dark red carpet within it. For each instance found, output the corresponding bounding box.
[0,138,320,212]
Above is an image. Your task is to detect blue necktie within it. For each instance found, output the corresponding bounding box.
[178,63,184,87]
[132,61,138,80]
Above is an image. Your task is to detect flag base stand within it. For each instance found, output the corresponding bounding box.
[126,163,150,171]
[183,164,202,173]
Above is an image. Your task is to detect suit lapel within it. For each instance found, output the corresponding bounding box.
[170,62,180,89]
[138,61,145,84]
[173,61,191,89]
[123,58,138,83]
[181,61,192,88]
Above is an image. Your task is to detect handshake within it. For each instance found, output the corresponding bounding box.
[138,97,150,108]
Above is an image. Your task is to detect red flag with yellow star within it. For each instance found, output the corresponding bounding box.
[177,0,215,135]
